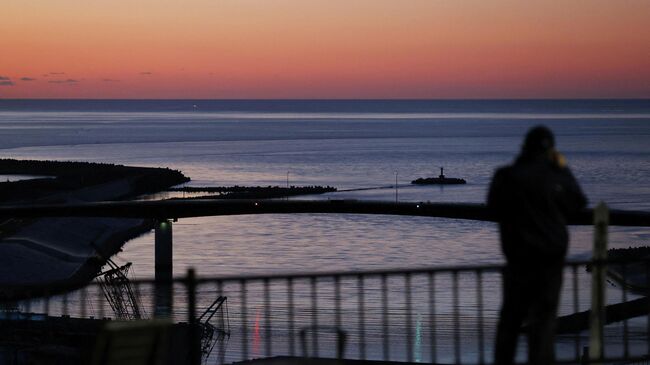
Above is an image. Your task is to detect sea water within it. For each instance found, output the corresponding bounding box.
[1,99,649,362]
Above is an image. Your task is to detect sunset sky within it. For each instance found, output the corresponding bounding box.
[1,1,649,99]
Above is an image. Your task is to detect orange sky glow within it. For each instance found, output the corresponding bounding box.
[1,0,649,99]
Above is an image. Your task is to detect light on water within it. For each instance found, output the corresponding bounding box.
[1,100,649,363]
[414,312,422,362]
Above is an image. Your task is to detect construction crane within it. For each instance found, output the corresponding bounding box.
[95,260,144,320]
[95,259,229,362]
[198,296,230,361]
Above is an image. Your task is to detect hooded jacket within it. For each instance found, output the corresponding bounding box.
[488,155,587,265]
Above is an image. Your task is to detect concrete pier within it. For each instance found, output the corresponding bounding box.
[154,219,173,317]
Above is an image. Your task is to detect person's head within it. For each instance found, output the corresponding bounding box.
[519,125,555,161]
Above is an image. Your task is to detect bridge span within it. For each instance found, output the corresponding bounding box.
[1,198,649,224]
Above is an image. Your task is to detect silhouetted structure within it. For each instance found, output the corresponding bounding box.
[0,159,189,300]
[169,185,337,199]
[95,260,144,320]
[411,166,466,185]
[198,296,230,360]
[488,126,587,365]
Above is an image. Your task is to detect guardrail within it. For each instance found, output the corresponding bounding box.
[2,258,650,365]
[2,200,650,364]
[3,200,650,302]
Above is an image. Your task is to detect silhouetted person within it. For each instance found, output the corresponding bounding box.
[488,126,587,365]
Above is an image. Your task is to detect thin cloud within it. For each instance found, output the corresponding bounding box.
[48,79,79,84]
[42,72,65,77]
[139,72,153,75]
[20,77,36,81]
[0,76,13,86]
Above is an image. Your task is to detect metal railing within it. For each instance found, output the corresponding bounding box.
[2,201,650,364]
[2,258,650,365]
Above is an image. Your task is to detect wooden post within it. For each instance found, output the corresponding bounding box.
[155,219,173,317]
[590,202,609,362]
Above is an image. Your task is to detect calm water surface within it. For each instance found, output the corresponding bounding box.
[1,100,649,362]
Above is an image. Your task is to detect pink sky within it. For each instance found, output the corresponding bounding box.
[1,1,649,99]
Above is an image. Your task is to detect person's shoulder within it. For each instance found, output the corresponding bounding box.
[490,165,514,186]
[493,164,513,178]
[552,164,581,185]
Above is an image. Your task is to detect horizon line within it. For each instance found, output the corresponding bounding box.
[2,97,649,101]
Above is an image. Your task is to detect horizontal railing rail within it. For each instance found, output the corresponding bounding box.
[3,257,650,365]
[2,200,649,364]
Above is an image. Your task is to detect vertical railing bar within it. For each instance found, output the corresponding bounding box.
[264,278,272,358]
[98,281,105,319]
[647,261,650,356]
[24,298,31,320]
[573,264,580,362]
[171,280,175,322]
[429,272,437,364]
[287,278,295,357]
[453,271,460,364]
[590,203,608,362]
[381,273,390,361]
[240,279,248,361]
[44,292,51,319]
[23,299,32,318]
[187,269,199,365]
[334,275,343,360]
[217,280,226,365]
[150,281,156,320]
[81,286,88,319]
[134,282,142,319]
[334,275,342,331]
[63,292,69,317]
[405,272,413,363]
[622,263,629,359]
[311,276,319,358]
[358,274,366,360]
[476,270,485,365]
[334,275,344,360]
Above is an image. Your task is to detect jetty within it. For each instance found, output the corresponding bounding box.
[411,167,466,185]
[0,159,189,292]
[168,185,337,199]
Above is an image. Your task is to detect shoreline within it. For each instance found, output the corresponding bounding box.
[0,159,189,297]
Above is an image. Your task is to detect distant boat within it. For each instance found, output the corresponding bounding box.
[411,167,466,185]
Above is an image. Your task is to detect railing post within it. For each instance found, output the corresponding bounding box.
[590,202,609,363]
[155,219,173,317]
[187,268,200,365]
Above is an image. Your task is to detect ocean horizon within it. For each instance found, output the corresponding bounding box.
[2,98,649,113]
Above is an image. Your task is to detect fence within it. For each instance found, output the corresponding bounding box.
[2,257,650,365]
[2,203,650,364]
